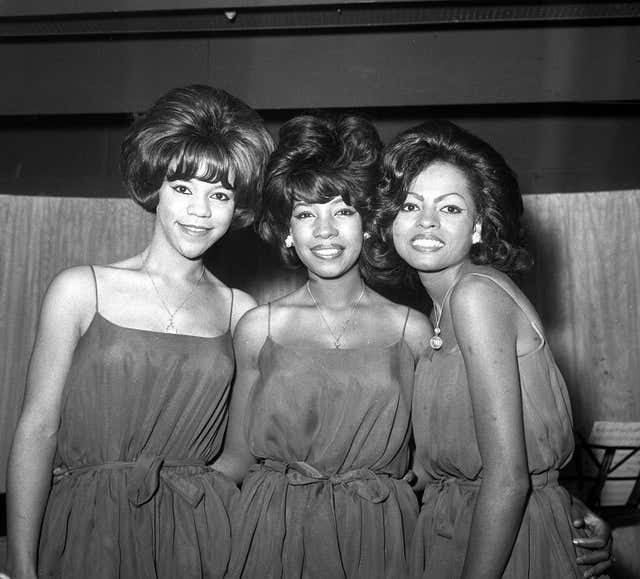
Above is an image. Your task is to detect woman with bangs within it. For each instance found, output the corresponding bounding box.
[212,112,431,578]
[6,85,273,579]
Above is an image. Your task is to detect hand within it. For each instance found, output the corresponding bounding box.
[402,470,417,485]
[572,511,613,578]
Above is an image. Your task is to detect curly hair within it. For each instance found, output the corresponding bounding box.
[258,111,382,273]
[370,119,532,284]
[120,85,274,228]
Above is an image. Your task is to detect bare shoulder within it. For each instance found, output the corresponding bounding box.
[451,267,518,318]
[41,265,97,332]
[233,303,269,350]
[229,288,258,330]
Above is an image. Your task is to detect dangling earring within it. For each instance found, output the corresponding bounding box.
[363,232,371,240]
[284,234,294,248]
[472,225,482,245]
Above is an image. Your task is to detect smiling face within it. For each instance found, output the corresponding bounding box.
[155,175,236,260]
[391,161,480,275]
[289,195,363,280]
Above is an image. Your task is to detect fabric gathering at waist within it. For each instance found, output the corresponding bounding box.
[424,469,559,491]
[53,455,210,507]
[423,470,560,539]
[253,458,400,503]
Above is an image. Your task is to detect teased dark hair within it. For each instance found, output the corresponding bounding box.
[120,85,273,228]
[370,119,532,285]
[258,111,382,273]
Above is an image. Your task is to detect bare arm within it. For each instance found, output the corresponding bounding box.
[452,277,530,579]
[211,306,266,485]
[6,267,93,579]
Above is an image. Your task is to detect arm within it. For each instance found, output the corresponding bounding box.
[571,497,613,577]
[211,307,266,485]
[6,267,93,579]
[452,277,530,579]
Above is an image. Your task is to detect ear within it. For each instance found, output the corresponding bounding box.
[472,222,482,244]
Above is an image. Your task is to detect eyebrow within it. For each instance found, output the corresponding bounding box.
[405,191,466,203]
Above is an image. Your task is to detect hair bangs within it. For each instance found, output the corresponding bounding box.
[166,139,234,190]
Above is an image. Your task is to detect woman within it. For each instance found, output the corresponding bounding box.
[212,112,431,578]
[5,85,273,579]
[372,119,612,578]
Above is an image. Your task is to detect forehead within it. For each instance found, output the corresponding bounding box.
[293,195,349,208]
[408,161,472,198]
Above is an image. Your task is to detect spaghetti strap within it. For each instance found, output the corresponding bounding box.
[88,265,99,313]
[467,272,545,344]
[401,307,411,338]
[267,302,272,337]
[227,288,235,332]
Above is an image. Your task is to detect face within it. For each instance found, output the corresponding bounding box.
[155,174,235,259]
[289,195,363,279]
[391,161,479,274]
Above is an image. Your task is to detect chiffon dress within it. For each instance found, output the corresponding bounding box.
[228,306,418,578]
[410,271,584,578]
[37,267,238,578]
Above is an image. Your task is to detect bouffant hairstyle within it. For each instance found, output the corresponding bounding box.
[258,112,382,271]
[120,85,274,228]
[370,119,532,284]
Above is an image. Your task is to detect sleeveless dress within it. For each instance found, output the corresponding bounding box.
[37,267,239,579]
[228,305,419,578]
[410,272,583,578]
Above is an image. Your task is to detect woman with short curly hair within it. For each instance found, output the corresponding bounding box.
[371,119,609,578]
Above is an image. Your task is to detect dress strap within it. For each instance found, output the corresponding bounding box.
[401,307,411,338]
[267,302,272,337]
[466,272,545,344]
[88,265,99,313]
[227,288,235,332]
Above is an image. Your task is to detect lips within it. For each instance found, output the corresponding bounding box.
[410,236,444,251]
[310,244,344,259]
[178,223,212,236]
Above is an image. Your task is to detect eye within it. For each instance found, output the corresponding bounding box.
[441,204,463,214]
[210,191,231,201]
[401,201,420,212]
[172,184,191,195]
[335,207,357,217]
[293,210,314,220]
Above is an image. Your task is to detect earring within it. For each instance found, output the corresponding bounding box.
[284,234,294,248]
[363,232,371,240]
[472,229,481,244]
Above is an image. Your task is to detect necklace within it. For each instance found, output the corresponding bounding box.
[144,265,206,333]
[306,281,366,349]
[429,280,459,350]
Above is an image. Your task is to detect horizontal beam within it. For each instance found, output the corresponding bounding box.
[0,3,638,38]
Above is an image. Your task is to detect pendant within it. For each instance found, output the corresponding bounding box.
[429,335,443,350]
[166,316,178,333]
[334,338,342,349]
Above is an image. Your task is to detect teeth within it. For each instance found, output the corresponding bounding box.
[313,248,342,258]
[412,238,443,250]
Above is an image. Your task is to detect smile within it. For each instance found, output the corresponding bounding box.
[410,236,444,252]
[178,223,212,236]
[310,244,344,259]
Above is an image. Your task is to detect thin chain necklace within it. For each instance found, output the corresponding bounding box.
[306,281,366,349]
[144,265,206,333]
[429,279,459,350]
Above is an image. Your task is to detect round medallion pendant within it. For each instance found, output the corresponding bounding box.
[429,335,443,350]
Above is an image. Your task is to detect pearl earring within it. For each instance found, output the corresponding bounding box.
[363,232,371,240]
[472,230,481,244]
[285,234,294,248]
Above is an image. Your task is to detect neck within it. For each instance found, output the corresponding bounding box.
[418,261,468,311]
[306,268,365,308]
[141,239,204,281]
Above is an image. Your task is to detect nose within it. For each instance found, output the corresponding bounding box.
[313,213,338,238]
[418,206,439,229]
[187,194,211,218]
